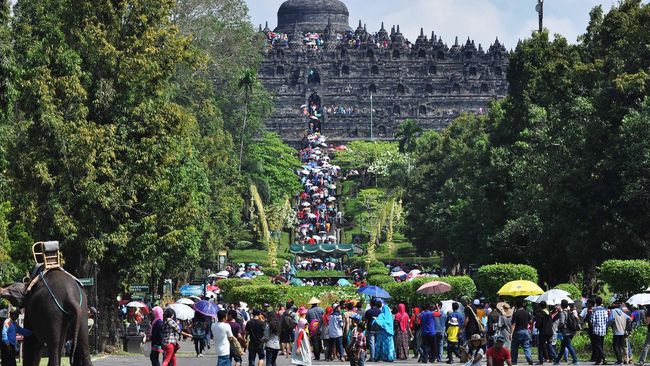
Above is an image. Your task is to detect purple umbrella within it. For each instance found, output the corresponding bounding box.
[194,300,219,317]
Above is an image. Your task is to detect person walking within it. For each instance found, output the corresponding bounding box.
[394,304,411,360]
[265,314,282,366]
[412,306,423,360]
[488,303,502,348]
[535,301,557,365]
[487,336,513,366]
[497,303,513,351]
[609,300,631,365]
[434,302,447,362]
[553,300,579,365]
[591,297,609,365]
[228,310,246,366]
[149,306,164,366]
[352,321,367,366]
[364,300,381,362]
[306,297,324,361]
[375,302,396,362]
[510,301,533,365]
[292,318,312,366]
[446,317,462,364]
[281,307,297,358]
[247,309,267,366]
[161,308,192,366]
[421,304,437,363]
[580,299,596,362]
[322,306,333,361]
[213,310,234,366]
[636,308,650,366]
[1,311,32,366]
[329,304,346,361]
[192,312,209,357]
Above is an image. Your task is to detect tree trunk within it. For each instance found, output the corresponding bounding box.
[98,267,121,351]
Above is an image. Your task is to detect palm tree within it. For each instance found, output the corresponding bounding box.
[238,69,257,173]
[394,118,423,153]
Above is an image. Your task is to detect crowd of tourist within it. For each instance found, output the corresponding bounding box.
[142,294,650,366]
[295,94,341,246]
[263,29,414,52]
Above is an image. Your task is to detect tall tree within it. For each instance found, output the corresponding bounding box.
[394,118,422,154]
[10,0,212,345]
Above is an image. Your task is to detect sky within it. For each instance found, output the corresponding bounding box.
[245,0,634,50]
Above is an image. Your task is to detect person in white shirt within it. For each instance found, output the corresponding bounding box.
[213,310,234,366]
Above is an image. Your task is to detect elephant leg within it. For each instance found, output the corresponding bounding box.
[23,335,43,366]
[47,323,68,366]
[72,321,93,366]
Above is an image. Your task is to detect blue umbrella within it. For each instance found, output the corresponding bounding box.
[194,300,219,317]
[358,285,391,299]
[240,273,253,278]
[337,278,351,286]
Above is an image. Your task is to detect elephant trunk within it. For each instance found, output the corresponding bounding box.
[0,283,26,308]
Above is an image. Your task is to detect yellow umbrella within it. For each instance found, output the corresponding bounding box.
[497,280,544,297]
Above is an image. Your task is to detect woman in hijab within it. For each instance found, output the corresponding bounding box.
[394,304,411,360]
[374,302,396,362]
[292,317,312,366]
[149,306,164,366]
[411,306,422,360]
[321,306,333,361]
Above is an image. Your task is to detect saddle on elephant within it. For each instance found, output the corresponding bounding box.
[26,241,82,292]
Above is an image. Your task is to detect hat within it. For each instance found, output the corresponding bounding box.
[497,302,513,317]
[494,335,506,343]
[351,313,362,321]
[448,317,459,326]
[470,334,487,345]
[298,307,308,315]
[473,299,481,306]
[308,297,321,305]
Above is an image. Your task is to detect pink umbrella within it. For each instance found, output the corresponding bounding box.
[416,281,452,295]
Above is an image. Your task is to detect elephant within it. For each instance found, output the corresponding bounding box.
[1,269,93,366]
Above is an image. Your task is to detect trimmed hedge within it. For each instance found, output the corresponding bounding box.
[367,275,395,287]
[222,284,361,309]
[474,264,538,300]
[296,270,346,278]
[384,276,476,306]
[264,268,280,277]
[554,283,581,300]
[367,267,389,277]
[599,259,650,295]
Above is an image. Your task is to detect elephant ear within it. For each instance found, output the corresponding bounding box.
[0,282,27,309]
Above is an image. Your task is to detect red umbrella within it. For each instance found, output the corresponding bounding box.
[416,281,452,295]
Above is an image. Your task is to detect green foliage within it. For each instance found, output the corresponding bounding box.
[366,275,394,287]
[248,132,302,204]
[264,267,280,277]
[554,283,582,301]
[367,267,389,277]
[333,141,403,189]
[385,276,476,306]
[223,284,360,309]
[395,119,423,154]
[474,264,539,299]
[599,259,650,295]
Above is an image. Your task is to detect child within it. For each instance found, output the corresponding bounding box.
[447,317,462,364]
[350,321,367,366]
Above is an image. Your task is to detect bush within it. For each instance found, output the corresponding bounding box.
[474,264,538,300]
[217,278,251,294]
[599,259,650,296]
[264,268,280,277]
[367,275,395,287]
[554,283,581,300]
[367,267,389,277]
[384,276,476,306]
[223,284,361,309]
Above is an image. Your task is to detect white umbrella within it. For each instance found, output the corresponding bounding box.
[216,270,230,277]
[409,269,422,275]
[126,301,147,308]
[167,303,195,320]
[177,298,195,305]
[312,259,323,263]
[391,271,407,277]
[300,261,310,266]
[525,295,540,302]
[536,289,573,305]
[327,197,336,202]
[301,202,311,207]
[627,293,650,306]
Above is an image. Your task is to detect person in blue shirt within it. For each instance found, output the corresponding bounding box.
[421,304,437,363]
[2,311,32,366]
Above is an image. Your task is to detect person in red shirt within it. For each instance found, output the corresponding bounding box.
[488,336,513,366]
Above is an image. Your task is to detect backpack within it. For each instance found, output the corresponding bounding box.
[282,313,296,332]
[565,311,581,332]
